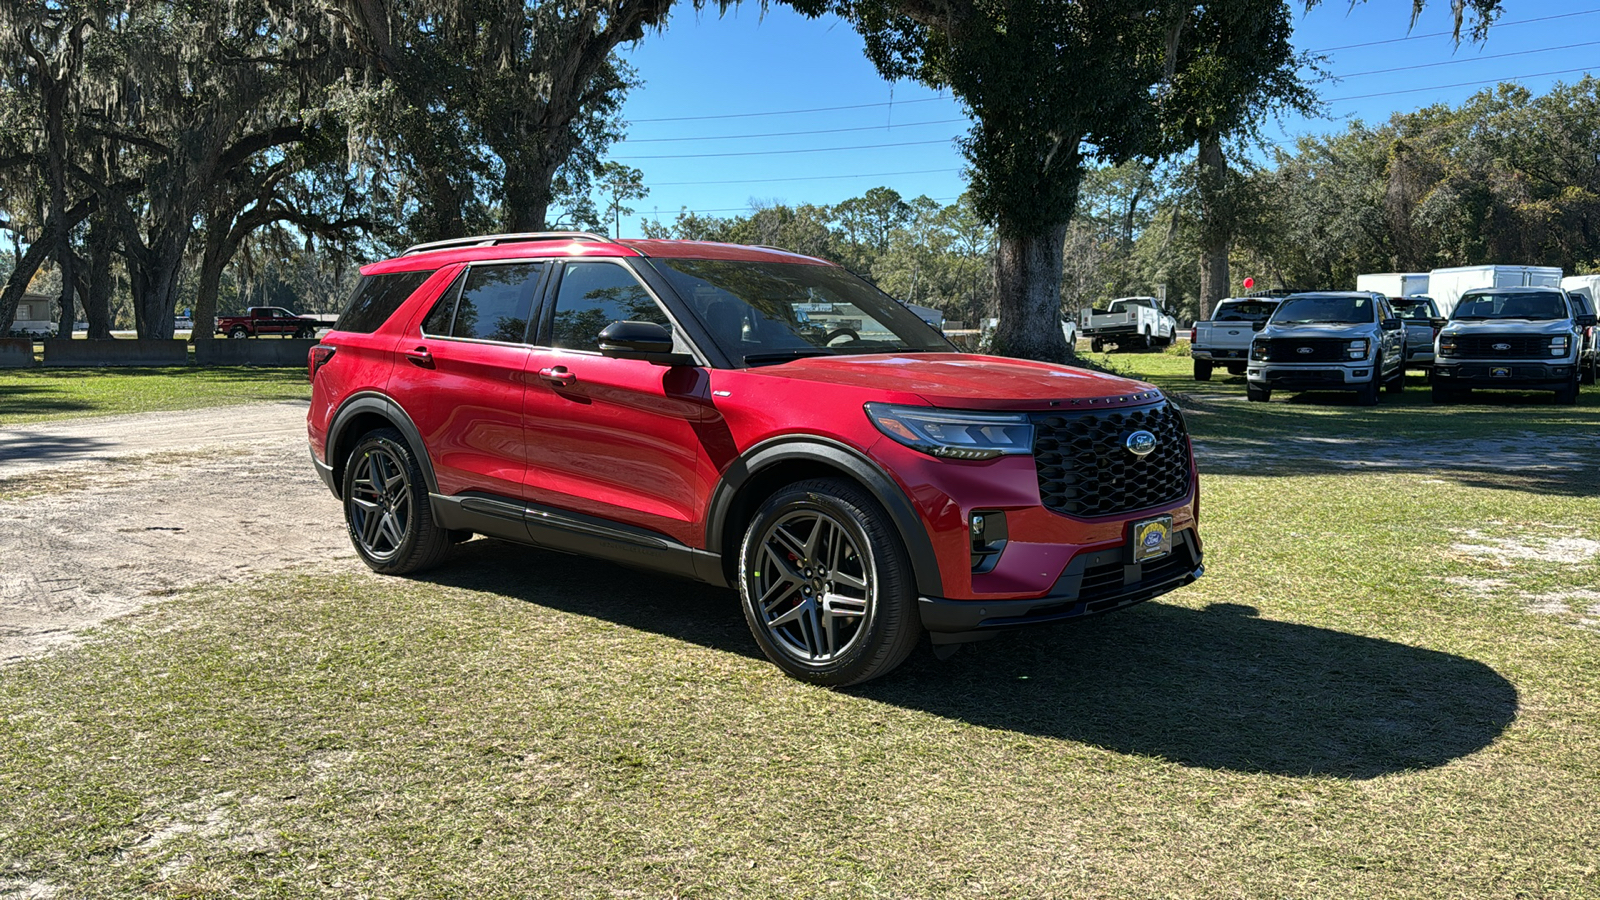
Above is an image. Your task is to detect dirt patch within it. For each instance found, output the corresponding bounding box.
[0,402,358,663]
[1450,530,1600,566]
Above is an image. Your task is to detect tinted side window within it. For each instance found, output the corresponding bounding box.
[549,262,668,352]
[450,263,542,343]
[334,270,434,334]
[420,272,463,336]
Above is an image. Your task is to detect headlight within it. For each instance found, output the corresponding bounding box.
[864,403,1034,460]
[1348,338,1369,359]
[1551,335,1569,357]
[1250,340,1269,361]
[1438,335,1457,357]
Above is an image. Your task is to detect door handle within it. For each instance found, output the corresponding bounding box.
[404,346,434,368]
[538,365,576,387]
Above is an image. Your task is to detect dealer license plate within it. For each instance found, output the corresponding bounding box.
[1132,515,1173,563]
[1491,367,1511,378]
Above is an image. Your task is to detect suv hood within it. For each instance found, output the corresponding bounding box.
[750,352,1162,411]
[1441,319,1571,337]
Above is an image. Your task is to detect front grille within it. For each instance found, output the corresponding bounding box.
[1032,402,1192,518]
[1262,338,1348,362]
[1453,334,1549,358]
[1076,539,1197,607]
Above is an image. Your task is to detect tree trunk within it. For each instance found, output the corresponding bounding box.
[501,153,559,233]
[1196,129,1231,321]
[128,231,187,340]
[991,224,1072,363]
[192,223,230,343]
[83,216,114,339]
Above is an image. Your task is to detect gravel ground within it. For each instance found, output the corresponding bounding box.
[0,401,356,663]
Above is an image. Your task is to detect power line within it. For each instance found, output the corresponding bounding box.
[1335,39,1600,80]
[1306,8,1600,53]
[622,118,966,144]
[646,196,963,218]
[1327,65,1595,103]
[652,167,960,186]
[614,138,957,161]
[630,95,950,124]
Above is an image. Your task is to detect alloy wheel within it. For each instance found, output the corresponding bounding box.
[749,508,874,665]
[347,446,413,561]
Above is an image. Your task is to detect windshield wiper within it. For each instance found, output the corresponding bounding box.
[742,349,835,366]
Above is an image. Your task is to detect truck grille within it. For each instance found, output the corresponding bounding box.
[1031,402,1192,518]
[1261,338,1348,362]
[1452,334,1549,358]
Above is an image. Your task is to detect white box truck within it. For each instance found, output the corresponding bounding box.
[1355,272,1430,298]
[1561,274,1600,304]
[1428,265,1562,316]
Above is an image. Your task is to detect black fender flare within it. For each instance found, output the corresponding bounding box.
[705,436,944,598]
[325,392,438,497]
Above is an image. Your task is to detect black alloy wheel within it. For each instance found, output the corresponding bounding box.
[342,428,451,575]
[738,478,920,686]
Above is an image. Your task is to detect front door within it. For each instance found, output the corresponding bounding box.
[521,259,714,547]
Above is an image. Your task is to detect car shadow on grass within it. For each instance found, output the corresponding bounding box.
[425,544,1517,780]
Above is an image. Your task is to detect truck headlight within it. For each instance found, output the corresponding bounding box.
[1438,336,1457,358]
[1348,338,1369,359]
[865,404,1034,461]
[1551,335,1569,357]
[1251,341,1269,361]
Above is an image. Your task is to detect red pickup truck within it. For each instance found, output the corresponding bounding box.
[217,307,322,339]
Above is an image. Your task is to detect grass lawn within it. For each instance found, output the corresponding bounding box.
[2,351,1598,898]
[0,367,311,426]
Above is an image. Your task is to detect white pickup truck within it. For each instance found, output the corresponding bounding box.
[1080,296,1178,352]
[1190,297,1281,380]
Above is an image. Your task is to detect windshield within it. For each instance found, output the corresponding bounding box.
[1451,291,1568,321]
[648,258,953,364]
[1212,301,1278,322]
[1391,298,1438,320]
[1271,295,1375,325]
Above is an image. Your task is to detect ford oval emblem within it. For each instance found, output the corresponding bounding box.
[1492,342,1511,351]
[1297,346,1313,354]
[1126,430,1157,457]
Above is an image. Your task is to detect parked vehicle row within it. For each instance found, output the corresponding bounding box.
[1080,296,1178,352]
[1187,287,1596,405]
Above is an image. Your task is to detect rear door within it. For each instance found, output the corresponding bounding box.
[520,259,714,547]
[389,261,547,500]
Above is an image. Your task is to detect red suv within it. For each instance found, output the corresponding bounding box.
[308,232,1203,685]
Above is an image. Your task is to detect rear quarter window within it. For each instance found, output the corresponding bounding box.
[333,270,435,334]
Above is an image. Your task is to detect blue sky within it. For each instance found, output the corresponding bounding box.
[612,1,1600,233]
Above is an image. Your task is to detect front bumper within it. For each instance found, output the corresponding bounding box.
[1432,360,1574,386]
[1247,362,1374,389]
[918,529,1203,639]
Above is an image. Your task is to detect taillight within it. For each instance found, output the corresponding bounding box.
[1189,327,1196,344]
[308,345,336,382]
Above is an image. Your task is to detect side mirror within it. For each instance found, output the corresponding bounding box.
[1251,320,1267,332]
[597,321,693,366]
[1429,317,1448,329]
[1381,318,1402,331]
[1576,314,1598,328]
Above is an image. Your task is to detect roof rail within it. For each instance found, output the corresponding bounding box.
[402,232,611,256]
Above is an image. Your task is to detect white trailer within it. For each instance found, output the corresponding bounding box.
[1428,265,1562,316]
[1561,274,1600,304]
[1355,272,1430,298]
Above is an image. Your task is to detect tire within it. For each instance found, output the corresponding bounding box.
[342,428,451,575]
[1554,378,1579,405]
[1431,384,1462,404]
[295,325,315,340]
[1246,383,1271,402]
[1385,361,1405,394]
[1582,355,1597,386]
[1226,364,1246,376]
[738,477,921,687]
[1091,338,1105,353]
[229,326,249,339]
[1193,359,1213,381]
[1357,361,1381,406]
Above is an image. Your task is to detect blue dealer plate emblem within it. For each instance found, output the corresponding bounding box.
[1133,515,1173,562]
